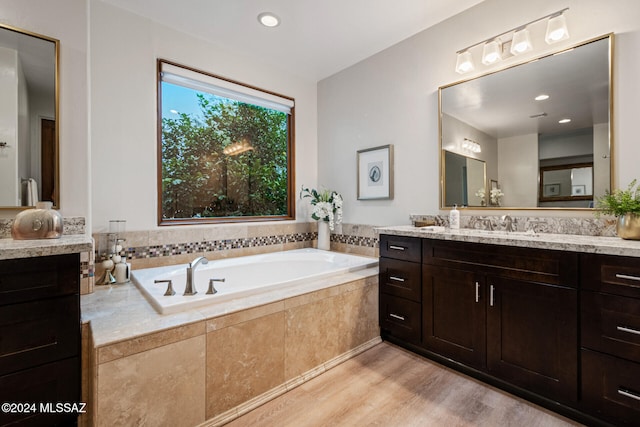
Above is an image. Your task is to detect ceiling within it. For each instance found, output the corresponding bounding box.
[99,0,485,81]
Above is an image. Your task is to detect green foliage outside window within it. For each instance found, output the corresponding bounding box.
[161,91,289,220]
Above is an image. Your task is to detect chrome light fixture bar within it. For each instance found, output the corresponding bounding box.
[455,8,569,74]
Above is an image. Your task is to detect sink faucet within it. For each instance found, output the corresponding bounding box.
[185,256,208,295]
[501,214,515,232]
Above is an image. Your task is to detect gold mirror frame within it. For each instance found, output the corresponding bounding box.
[439,34,614,211]
[0,23,60,210]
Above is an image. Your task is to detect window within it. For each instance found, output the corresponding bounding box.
[157,60,295,225]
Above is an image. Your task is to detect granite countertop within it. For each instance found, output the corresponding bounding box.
[375,225,640,258]
[0,234,93,260]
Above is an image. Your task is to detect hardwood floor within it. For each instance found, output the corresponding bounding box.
[226,342,582,427]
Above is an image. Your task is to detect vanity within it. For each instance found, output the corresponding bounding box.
[377,227,640,427]
[0,236,92,427]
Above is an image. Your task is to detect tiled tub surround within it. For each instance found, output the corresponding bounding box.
[92,222,380,285]
[81,265,379,426]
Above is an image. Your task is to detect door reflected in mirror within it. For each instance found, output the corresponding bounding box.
[444,150,487,207]
[0,24,59,208]
[439,35,612,210]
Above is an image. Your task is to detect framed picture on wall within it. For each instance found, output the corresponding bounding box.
[357,144,394,200]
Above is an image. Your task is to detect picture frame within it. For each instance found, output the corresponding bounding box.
[572,184,586,196]
[357,144,394,200]
[544,183,561,197]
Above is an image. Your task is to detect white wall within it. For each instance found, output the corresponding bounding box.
[318,0,640,225]
[0,0,89,220]
[89,1,318,232]
[498,133,539,207]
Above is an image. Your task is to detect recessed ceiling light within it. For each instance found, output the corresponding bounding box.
[535,94,549,101]
[559,118,571,124]
[258,12,280,28]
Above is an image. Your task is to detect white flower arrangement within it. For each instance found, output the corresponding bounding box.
[300,186,343,231]
[490,188,504,206]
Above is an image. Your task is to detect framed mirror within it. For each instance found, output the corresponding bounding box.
[439,34,612,210]
[0,23,59,209]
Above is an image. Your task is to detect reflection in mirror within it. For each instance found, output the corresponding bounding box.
[440,35,612,209]
[444,150,486,207]
[0,24,58,208]
[539,163,593,207]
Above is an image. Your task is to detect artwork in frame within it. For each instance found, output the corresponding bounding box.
[544,183,561,197]
[572,184,586,196]
[357,144,394,200]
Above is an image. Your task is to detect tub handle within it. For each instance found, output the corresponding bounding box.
[154,279,175,296]
[207,278,225,295]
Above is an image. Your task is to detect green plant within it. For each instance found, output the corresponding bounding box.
[595,179,640,217]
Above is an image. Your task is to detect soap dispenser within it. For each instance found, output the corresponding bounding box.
[449,204,460,229]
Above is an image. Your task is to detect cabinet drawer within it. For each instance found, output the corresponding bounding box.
[0,253,79,305]
[582,291,640,363]
[0,295,79,376]
[582,253,640,298]
[379,235,421,262]
[0,357,79,427]
[582,349,640,426]
[379,294,421,343]
[423,240,577,287]
[379,258,421,302]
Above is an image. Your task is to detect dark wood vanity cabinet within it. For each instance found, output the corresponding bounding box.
[379,235,422,344]
[422,239,579,403]
[580,253,640,426]
[0,253,81,427]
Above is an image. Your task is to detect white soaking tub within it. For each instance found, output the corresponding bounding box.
[131,248,378,314]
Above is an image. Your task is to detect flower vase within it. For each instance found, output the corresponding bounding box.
[317,221,331,250]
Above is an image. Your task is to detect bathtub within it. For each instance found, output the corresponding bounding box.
[131,248,378,314]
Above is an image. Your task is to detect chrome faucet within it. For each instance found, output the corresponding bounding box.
[185,256,209,295]
[501,214,515,232]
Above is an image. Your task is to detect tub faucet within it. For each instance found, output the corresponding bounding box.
[185,256,208,295]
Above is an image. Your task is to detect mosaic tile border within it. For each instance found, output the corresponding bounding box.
[121,232,315,260]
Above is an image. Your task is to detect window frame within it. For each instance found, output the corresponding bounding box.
[156,59,296,226]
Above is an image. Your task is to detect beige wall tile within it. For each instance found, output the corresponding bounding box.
[206,301,284,332]
[98,320,205,364]
[97,335,206,427]
[206,312,285,418]
[284,295,340,380]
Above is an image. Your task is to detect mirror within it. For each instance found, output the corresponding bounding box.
[0,24,59,209]
[439,34,612,209]
[444,150,487,207]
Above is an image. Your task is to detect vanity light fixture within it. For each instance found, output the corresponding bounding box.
[454,8,569,74]
[481,39,502,65]
[545,11,569,44]
[510,27,532,55]
[462,138,481,153]
[258,12,280,28]
[455,50,474,74]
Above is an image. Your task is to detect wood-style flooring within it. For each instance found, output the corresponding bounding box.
[227,342,582,427]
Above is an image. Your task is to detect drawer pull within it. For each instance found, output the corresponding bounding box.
[475,281,480,303]
[389,276,406,283]
[388,245,406,251]
[618,388,640,402]
[617,325,640,336]
[389,313,405,321]
[615,273,640,282]
[490,285,495,307]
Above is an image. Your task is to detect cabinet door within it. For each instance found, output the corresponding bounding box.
[422,265,486,369]
[486,275,577,402]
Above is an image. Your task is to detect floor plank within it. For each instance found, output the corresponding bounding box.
[226,342,582,427]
